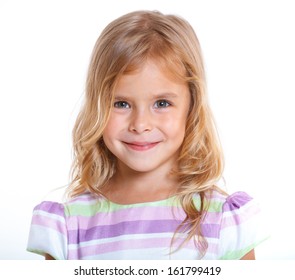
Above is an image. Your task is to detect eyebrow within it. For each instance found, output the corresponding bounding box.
[114,92,179,100]
[152,92,179,99]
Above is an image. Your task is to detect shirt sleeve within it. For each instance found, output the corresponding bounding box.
[217,191,269,259]
[27,201,68,260]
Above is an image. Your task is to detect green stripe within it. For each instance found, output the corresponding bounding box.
[64,196,180,216]
[64,195,225,217]
[193,198,224,213]
[219,244,255,260]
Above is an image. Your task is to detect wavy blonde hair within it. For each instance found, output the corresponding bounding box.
[67,10,224,257]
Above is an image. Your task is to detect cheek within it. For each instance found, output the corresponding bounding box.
[160,113,187,138]
[161,117,186,147]
[102,115,121,142]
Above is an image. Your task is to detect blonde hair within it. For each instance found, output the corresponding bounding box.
[67,10,224,257]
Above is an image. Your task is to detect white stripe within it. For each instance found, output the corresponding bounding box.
[33,210,66,224]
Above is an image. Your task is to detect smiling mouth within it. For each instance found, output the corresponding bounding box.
[123,141,160,151]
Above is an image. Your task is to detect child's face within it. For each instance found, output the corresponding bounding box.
[103,60,190,174]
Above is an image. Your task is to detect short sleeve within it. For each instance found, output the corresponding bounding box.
[217,192,268,259]
[27,201,68,260]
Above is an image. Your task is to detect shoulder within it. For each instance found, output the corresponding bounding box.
[31,201,67,236]
[195,189,256,213]
[33,200,65,216]
[189,190,267,259]
[33,192,102,216]
[28,193,102,260]
[28,200,70,259]
[192,189,260,224]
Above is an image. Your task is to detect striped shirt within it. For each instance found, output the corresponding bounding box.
[27,190,267,259]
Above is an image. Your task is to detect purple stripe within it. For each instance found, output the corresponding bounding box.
[222,192,253,212]
[201,223,220,238]
[67,220,220,244]
[34,201,65,217]
[68,220,180,243]
[66,206,186,230]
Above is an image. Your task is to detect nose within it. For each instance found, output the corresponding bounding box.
[128,108,153,134]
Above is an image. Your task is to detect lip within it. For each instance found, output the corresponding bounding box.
[123,141,160,151]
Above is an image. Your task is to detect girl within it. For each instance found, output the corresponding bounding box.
[27,10,267,260]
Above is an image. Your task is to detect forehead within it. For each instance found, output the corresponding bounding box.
[115,60,188,95]
[123,56,187,83]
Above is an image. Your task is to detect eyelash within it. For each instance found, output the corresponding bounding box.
[113,100,171,109]
[114,101,130,109]
[154,100,171,108]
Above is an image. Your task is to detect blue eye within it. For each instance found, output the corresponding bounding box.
[154,100,171,108]
[114,101,130,109]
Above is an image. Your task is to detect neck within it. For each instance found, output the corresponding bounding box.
[103,162,179,204]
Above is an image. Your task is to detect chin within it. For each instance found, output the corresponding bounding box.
[119,160,161,174]
[126,165,158,173]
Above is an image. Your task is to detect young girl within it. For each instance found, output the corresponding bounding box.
[27,10,267,260]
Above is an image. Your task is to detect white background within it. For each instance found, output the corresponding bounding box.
[0,0,294,260]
